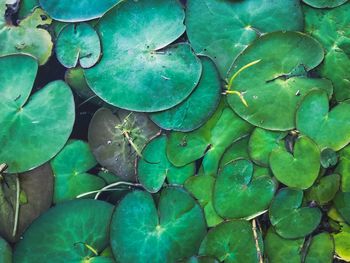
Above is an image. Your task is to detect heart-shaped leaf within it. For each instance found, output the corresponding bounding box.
[219,137,250,167]
[0,163,53,242]
[167,101,252,176]
[56,23,101,68]
[85,0,202,112]
[296,89,350,151]
[150,56,221,132]
[13,199,114,262]
[39,0,121,22]
[88,108,160,180]
[270,136,320,190]
[199,220,262,263]
[265,228,304,263]
[304,3,350,101]
[213,159,276,219]
[305,232,334,263]
[110,187,207,263]
[185,0,303,77]
[226,31,333,131]
[50,140,105,203]
[335,145,350,192]
[137,135,195,193]
[0,55,75,173]
[248,128,287,167]
[303,0,348,9]
[269,188,322,239]
[306,174,340,205]
[334,191,350,224]
[0,8,53,65]
[0,236,12,263]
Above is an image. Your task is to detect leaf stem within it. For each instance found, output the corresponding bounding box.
[94,181,141,200]
[12,175,20,237]
[252,219,263,263]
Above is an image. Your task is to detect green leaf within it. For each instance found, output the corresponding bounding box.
[138,135,195,193]
[219,137,250,168]
[13,199,114,262]
[0,55,75,173]
[214,159,276,219]
[334,191,350,224]
[320,148,338,168]
[150,56,221,132]
[226,31,333,131]
[199,220,261,263]
[56,23,101,68]
[39,0,121,22]
[50,140,105,203]
[178,256,219,263]
[303,0,348,9]
[270,136,321,190]
[264,228,304,263]
[0,8,53,65]
[305,174,340,205]
[85,0,202,112]
[305,232,334,263]
[167,101,252,176]
[296,89,350,151]
[110,187,207,263]
[88,108,160,180]
[336,145,350,192]
[185,0,303,77]
[333,223,350,261]
[248,128,286,167]
[0,236,12,263]
[304,3,350,101]
[0,164,53,242]
[269,188,322,239]
[18,0,39,19]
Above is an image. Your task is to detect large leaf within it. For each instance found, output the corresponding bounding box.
[269,188,322,239]
[185,0,303,77]
[226,31,332,131]
[0,164,53,242]
[150,56,221,132]
[304,3,350,101]
[85,0,202,112]
[296,89,350,151]
[50,140,105,203]
[0,55,75,173]
[110,187,207,263]
[88,108,160,180]
[305,232,334,263]
[270,136,321,190]
[213,159,276,219]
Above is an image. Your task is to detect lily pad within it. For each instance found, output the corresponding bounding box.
[13,199,114,262]
[336,145,350,192]
[56,23,101,68]
[306,174,340,205]
[110,187,207,263]
[269,188,322,239]
[213,159,276,219]
[167,101,252,176]
[264,228,304,263]
[138,135,195,193]
[0,164,53,242]
[333,223,350,262]
[226,31,333,131]
[296,89,350,151]
[248,128,286,167]
[150,56,221,132]
[305,232,334,263]
[85,0,202,112]
[50,140,105,203]
[0,7,53,65]
[88,108,160,180]
[303,0,348,9]
[320,148,338,168]
[334,191,350,224]
[0,55,75,173]
[185,0,303,77]
[0,236,12,263]
[199,220,262,263]
[270,136,321,189]
[304,3,350,101]
[39,0,120,22]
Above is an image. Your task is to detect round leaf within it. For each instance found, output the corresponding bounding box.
[85,0,202,112]
[305,232,334,263]
[226,31,332,131]
[306,174,340,205]
[320,148,338,168]
[110,187,207,263]
[334,191,350,224]
[270,136,321,190]
[150,56,221,132]
[56,23,101,68]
